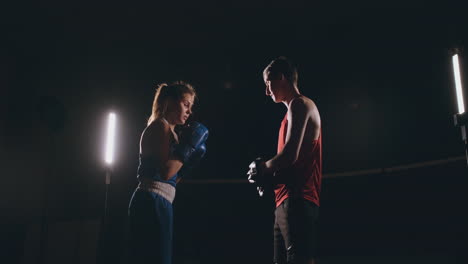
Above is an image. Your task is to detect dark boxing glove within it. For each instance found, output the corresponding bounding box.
[247,157,265,184]
[247,157,269,197]
[178,143,207,178]
[174,121,209,163]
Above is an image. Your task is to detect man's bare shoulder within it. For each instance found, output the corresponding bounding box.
[290,95,318,112]
[297,95,321,126]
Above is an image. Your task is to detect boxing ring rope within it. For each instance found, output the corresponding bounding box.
[325,155,465,179]
[181,155,466,184]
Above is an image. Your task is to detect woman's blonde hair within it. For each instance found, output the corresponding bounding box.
[147,81,196,126]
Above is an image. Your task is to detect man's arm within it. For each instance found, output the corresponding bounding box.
[264,98,309,174]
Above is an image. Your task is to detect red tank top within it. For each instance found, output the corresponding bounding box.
[274,113,322,207]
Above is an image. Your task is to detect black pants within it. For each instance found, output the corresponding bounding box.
[273,198,319,264]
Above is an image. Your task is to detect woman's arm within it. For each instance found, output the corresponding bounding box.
[150,120,183,180]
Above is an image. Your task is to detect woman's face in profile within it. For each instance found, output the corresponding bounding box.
[167,93,194,125]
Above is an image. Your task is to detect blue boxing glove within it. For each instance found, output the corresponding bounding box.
[173,121,209,163]
[178,143,207,179]
[187,142,207,166]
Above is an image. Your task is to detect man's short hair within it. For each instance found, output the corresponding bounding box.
[263,56,298,87]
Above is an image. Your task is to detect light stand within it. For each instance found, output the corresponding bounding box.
[97,112,116,264]
[104,112,116,213]
[451,51,468,166]
[104,112,116,219]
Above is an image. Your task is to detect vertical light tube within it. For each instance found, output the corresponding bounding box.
[105,112,116,165]
[453,54,465,114]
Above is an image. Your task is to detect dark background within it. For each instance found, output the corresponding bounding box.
[2,1,468,263]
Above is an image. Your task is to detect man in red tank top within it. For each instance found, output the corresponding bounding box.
[248,57,322,264]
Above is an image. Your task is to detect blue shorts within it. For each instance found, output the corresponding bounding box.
[128,188,173,264]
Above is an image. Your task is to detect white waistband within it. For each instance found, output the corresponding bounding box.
[138,180,176,203]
